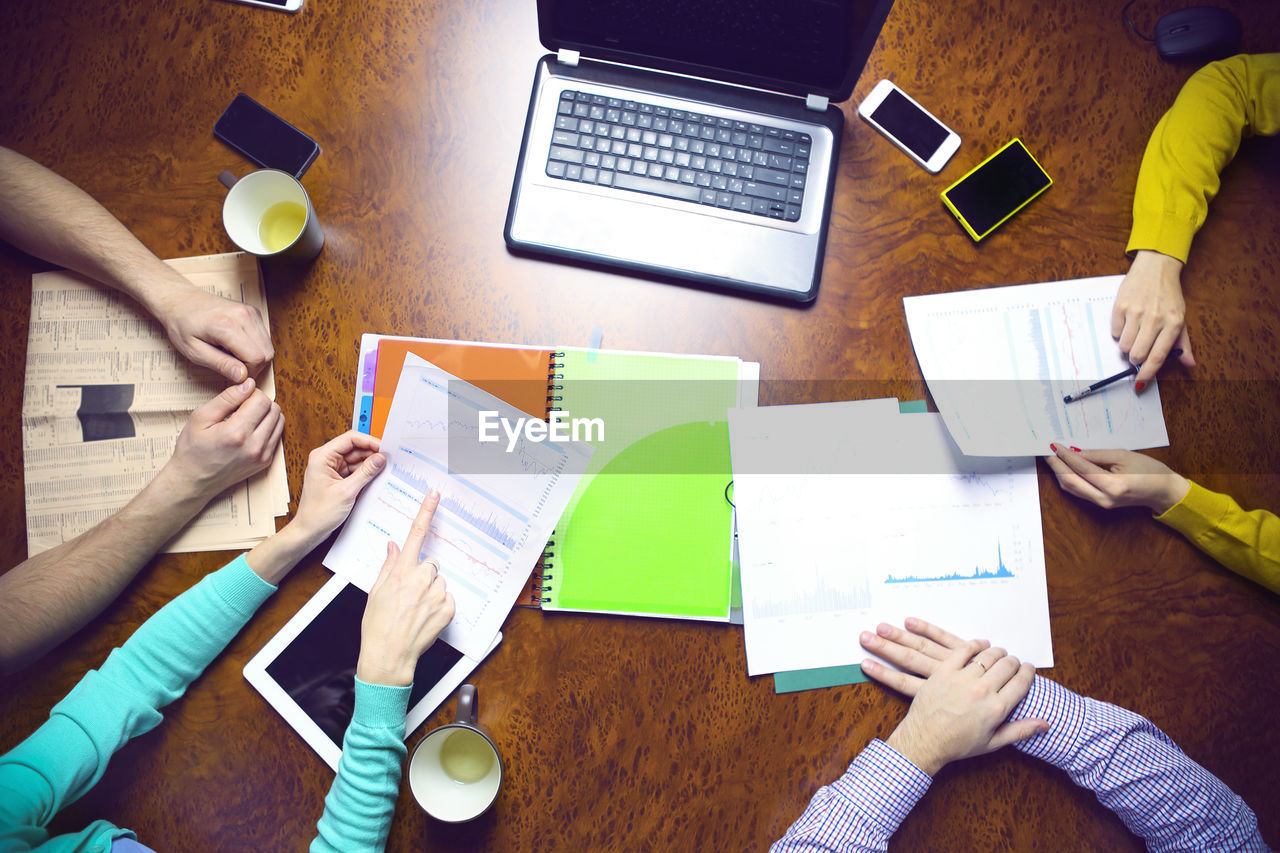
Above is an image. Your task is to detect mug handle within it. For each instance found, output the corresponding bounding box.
[218,170,239,189]
[456,684,477,726]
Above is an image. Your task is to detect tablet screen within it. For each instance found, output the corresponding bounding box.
[264,583,464,747]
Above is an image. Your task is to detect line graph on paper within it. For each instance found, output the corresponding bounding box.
[903,276,1169,455]
[885,541,1016,584]
[399,416,563,478]
[323,354,594,659]
[753,569,871,619]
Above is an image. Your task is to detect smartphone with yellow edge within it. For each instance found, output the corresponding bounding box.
[941,139,1051,241]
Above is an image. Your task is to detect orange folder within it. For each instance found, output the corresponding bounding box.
[370,340,553,438]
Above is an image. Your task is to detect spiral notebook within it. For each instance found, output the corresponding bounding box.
[352,335,758,622]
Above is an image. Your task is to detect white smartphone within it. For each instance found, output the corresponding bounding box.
[857,79,960,173]
[219,0,304,13]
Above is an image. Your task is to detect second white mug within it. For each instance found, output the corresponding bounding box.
[219,168,323,262]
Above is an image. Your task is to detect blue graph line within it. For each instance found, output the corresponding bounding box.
[414,374,569,459]
[388,463,518,551]
[1029,308,1064,438]
[396,446,529,524]
[956,472,1005,498]
[885,542,1015,584]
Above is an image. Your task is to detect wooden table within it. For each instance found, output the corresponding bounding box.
[2,0,1278,849]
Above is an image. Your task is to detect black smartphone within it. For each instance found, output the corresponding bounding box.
[940,139,1052,241]
[213,93,320,179]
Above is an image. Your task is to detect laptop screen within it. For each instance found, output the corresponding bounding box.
[541,0,894,101]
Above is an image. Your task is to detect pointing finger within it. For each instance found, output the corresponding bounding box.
[400,490,441,561]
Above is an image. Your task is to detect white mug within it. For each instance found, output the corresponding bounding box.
[219,169,323,262]
[408,684,503,822]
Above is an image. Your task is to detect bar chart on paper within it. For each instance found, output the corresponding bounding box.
[903,275,1169,456]
[325,355,592,658]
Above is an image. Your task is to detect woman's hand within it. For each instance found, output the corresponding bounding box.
[357,491,456,687]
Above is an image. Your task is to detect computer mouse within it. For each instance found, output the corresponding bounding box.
[1154,6,1243,63]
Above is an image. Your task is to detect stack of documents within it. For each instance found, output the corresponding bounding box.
[324,354,594,659]
[21,252,289,555]
[728,400,1052,678]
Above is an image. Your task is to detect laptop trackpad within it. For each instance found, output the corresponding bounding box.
[509,183,819,295]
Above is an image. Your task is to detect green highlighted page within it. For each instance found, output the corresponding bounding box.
[545,350,742,618]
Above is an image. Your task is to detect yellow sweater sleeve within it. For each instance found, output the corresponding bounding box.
[1155,480,1280,594]
[1127,53,1280,262]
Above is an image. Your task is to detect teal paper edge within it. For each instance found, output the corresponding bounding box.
[774,665,868,693]
[771,399,925,694]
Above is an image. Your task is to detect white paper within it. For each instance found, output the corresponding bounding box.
[325,354,593,658]
[903,275,1169,456]
[22,253,288,556]
[729,403,1051,676]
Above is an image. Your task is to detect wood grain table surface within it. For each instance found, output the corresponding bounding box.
[2,0,1278,850]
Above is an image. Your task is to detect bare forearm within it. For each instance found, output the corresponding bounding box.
[246,521,328,586]
[0,146,187,315]
[0,465,211,674]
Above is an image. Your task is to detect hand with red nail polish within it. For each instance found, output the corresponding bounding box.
[1044,445,1188,512]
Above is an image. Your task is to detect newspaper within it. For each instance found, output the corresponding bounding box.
[22,252,289,556]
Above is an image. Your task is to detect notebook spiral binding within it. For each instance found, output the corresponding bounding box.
[523,351,566,607]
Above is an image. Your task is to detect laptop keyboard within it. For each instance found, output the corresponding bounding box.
[547,90,811,221]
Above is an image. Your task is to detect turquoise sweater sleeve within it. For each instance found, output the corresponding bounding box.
[310,679,412,853]
[0,554,276,853]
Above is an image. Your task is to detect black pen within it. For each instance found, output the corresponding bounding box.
[1062,348,1183,404]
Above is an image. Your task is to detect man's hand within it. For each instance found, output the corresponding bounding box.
[1112,250,1196,389]
[155,284,274,382]
[859,618,1046,777]
[291,431,385,544]
[1045,444,1190,513]
[167,379,283,498]
[357,491,456,687]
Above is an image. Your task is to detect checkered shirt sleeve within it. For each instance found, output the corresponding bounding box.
[770,677,1268,852]
[1011,676,1266,852]
[770,739,932,853]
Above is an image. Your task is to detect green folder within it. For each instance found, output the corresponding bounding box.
[540,350,743,619]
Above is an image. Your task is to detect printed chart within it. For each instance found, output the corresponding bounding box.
[326,355,592,658]
[730,406,1052,676]
[904,275,1169,456]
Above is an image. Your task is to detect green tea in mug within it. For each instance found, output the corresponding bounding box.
[258,201,307,252]
[439,729,495,784]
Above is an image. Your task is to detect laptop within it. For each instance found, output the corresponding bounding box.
[504,0,896,303]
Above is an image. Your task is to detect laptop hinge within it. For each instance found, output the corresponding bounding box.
[805,94,829,112]
[557,48,581,67]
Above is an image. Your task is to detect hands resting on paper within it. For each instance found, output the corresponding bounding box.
[1113,250,1196,389]
[165,378,283,499]
[1045,445,1190,514]
[152,283,275,383]
[0,145,274,384]
[357,490,457,687]
[858,618,1047,777]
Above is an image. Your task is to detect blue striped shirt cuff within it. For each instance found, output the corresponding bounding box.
[1010,676,1088,765]
[832,739,933,835]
